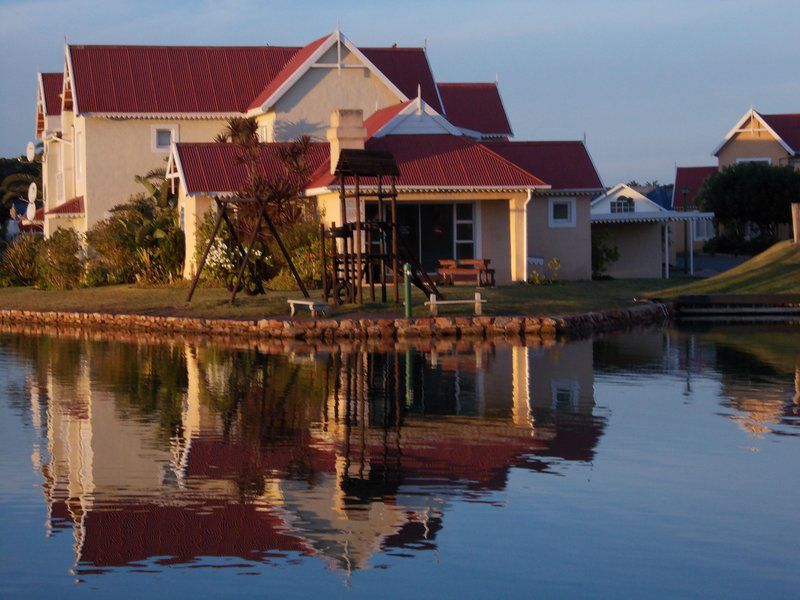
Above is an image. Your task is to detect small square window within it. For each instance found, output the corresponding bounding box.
[155,129,172,149]
[552,202,570,221]
[456,203,473,221]
[548,198,576,228]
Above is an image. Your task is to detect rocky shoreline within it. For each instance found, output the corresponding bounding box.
[0,302,670,342]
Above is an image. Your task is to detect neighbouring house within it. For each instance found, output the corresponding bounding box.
[34,30,603,284]
[591,184,712,278]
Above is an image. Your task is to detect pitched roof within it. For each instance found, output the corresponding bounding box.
[45,195,84,215]
[246,35,330,111]
[760,113,800,154]
[306,135,547,190]
[437,83,512,135]
[68,45,299,114]
[175,142,330,195]
[672,166,717,210]
[363,102,411,138]
[40,73,63,116]
[483,141,603,191]
[361,47,441,112]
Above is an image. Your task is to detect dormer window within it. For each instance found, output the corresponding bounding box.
[610,196,634,213]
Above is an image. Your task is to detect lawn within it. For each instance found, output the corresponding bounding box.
[654,240,800,297]
[0,276,689,321]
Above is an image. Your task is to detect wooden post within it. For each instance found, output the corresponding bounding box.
[664,223,670,280]
[377,174,387,303]
[261,204,310,299]
[792,203,800,244]
[475,292,482,316]
[320,223,328,301]
[229,208,263,304]
[354,174,363,304]
[391,176,399,304]
[429,293,438,316]
[186,203,224,302]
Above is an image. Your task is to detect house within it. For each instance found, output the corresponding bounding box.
[591,184,712,278]
[713,108,800,169]
[35,30,603,284]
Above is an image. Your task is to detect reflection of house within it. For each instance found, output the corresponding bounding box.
[591,184,712,278]
[25,336,603,575]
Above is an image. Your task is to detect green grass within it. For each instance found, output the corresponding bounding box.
[0,277,689,320]
[655,240,800,297]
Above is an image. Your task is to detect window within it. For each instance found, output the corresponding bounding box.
[454,203,475,259]
[694,219,714,241]
[548,198,576,228]
[152,125,178,152]
[610,196,634,213]
[735,157,771,165]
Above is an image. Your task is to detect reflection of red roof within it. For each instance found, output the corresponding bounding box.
[308,135,547,189]
[673,166,717,210]
[41,73,63,116]
[69,45,299,113]
[361,47,442,112]
[45,195,84,215]
[760,113,800,154]
[176,142,329,195]
[437,83,512,135]
[483,140,604,191]
[247,35,330,110]
[78,503,311,567]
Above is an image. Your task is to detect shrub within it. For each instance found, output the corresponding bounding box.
[592,230,620,279]
[36,228,83,290]
[265,219,325,291]
[528,257,563,285]
[0,232,42,286]
[85,217,138,284]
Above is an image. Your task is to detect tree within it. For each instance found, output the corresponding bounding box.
[592,230,620,279]
[696,162,800,243]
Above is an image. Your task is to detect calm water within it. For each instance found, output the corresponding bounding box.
[1,325,798,598]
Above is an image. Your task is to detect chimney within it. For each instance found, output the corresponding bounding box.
[327,109,366,174]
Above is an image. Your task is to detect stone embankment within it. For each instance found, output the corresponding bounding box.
[0,302,669,341]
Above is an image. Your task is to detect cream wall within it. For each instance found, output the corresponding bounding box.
[592,222,663,279]
[480,199,513,284]
[527,194,592,280]
[271,46,401,142]
[83,117,227,230]
[717,127,791,168]
[180,191,216,279]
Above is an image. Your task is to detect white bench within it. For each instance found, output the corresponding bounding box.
[424,292,487,316]
[287,299,330,318]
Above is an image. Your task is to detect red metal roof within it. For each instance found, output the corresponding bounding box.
[246,35,330,110]
[437,83,512,135]
[176,142,330,195]
[41,73,63,116]
[363,102,410,137]
[673,166,717,210]
[69,45,299,113]
[483,141,603,190]
[306,134,547,189]
[761,113,800,154]
[46,195,84,215]
[361,47,442,112]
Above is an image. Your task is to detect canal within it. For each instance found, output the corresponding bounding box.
[0,326,798,597]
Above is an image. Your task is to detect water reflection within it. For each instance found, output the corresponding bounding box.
[4,324,800,579]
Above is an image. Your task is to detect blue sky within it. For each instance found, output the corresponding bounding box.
[1,0,798,184]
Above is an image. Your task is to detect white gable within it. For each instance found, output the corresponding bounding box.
[372,96,462,137]
[591,184,664,214]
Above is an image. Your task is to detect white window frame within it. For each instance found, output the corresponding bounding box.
[453,202,475,260]
[735,157,772,165]
[151,125,179,153]
[548,197,576,228]
[693,219,714,241]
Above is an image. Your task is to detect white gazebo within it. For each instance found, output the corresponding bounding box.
[591,184,713,278]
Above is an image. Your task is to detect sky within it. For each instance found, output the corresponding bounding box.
[0,0,798,184]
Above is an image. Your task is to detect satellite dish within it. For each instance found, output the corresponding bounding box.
[26,201,36,221]
[26,141,36,162]
[28,182,37,203]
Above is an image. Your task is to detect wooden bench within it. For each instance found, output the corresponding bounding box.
[287,299,330,318]
[437,259,495,287]
[425,292,487,316]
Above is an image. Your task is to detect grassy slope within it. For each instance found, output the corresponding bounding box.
[655,240,800,297]
[0,277,685,320]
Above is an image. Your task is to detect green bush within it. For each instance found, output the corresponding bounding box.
[36,228,83,290]
[266,219,325,291]
[85,217,138,284]
[592,230,620,279]
[0,233,42,286]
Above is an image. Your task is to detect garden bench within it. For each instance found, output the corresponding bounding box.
[287,299,330,318]
[425,292,487,316]
[437,259,495,287]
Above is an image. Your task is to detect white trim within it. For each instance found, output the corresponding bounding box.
[591,183,665,212]
[64,44,77,114]
[712,108,794,156]
[83,112,241,119]
[250,31,410,115]
[523,189,532,281]
[304,184,549,196]
[548,197,576,228]
[590,210,714,224]
[371,97,463,138]
[475,200,483,259]
[735,156,772,165]
[151,124,179,153]
[74,130,83,181]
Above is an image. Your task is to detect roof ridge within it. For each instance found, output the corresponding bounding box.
[475,139,547,186]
